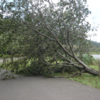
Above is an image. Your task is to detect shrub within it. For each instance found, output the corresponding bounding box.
[82,54,96,65]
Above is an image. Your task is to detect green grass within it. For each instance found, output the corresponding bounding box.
[54,65,100,90]
[69,73,100,90]
[89,65,99,70]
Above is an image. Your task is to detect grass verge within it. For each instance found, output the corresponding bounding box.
[54,65,100,90]
[69,73,100,90]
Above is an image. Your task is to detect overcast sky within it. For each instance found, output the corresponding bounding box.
[86,0,100,42]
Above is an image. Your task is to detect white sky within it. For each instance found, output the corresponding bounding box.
[86,0,100,42]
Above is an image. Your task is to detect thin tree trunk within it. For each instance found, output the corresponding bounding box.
[62,66,65,75]
[11,50,13,68]
[98,63,100,79]
[3,54,6,67]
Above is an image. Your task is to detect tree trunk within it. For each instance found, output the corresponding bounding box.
[62,66,65,75]
[74,57,99,76]
[3,54,6,68]
[11,49,13,68]
[98,63,100,78]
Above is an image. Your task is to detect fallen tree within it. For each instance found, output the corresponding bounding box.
[0,0,99,77]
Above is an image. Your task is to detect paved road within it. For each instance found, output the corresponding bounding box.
[0,58,15,63]
[0,58,22,63]
[0,74,100,100]
[92,54,100,59]
[0,59,3,63]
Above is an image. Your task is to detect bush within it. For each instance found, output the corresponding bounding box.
[82,54,96,65]
[1,58,80,77]
[0,54,2,57]
[17,61,53,76]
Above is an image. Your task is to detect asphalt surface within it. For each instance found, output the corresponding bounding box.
[0,70,100,100]
[92,55,100,59]
[0,58,22,63]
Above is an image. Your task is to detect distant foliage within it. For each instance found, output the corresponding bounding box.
[90,41,100,53]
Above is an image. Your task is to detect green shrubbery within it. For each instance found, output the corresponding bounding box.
[0,54,11,58]
[0,59,53,76]
[82,54,96,65]
[17,62,53,76]
[0,57,79,77]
